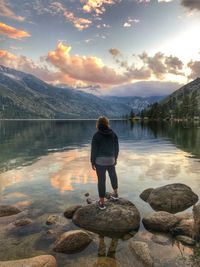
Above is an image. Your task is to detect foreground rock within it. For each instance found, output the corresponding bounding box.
[176,235,195,246]
[64,205,82,219]
[46,215,60,225]
[193,203,200,241]
[0,255,57,267]
[53,230,92,253]
[143,211,179,232]
[171,216,194,238]
[72,198,140,234]
[140,183,198,213]
[0,205,21,217]
[129,241,153,267]
[14,218,32,226]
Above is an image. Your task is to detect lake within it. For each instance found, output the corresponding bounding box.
[0,120,200,267]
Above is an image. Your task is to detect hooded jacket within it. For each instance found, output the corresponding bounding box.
[90,124,119,165]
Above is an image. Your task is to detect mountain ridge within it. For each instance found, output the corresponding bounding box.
[0,65,165,119]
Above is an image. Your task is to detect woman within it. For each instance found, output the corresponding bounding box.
[91,116,119,210]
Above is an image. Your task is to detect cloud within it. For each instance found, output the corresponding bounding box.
[81,0,118,15]
[123,18,140,28]
[0,0,25,21]
[47,42,127,85]
[109,48,121,57]
[51,2,92,30]
[181,0,200,11]
[187,60,200,80]
[0,22,30,39]
[139,52,184,78]
[0,49,76,86]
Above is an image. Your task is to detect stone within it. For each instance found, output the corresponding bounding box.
[176,235,195,246]
[193,203,200,241]
[140,188,154,202]
[46,215,59,225]
[64,205,82,219]
[14,218,32,226]
[85,193,89,197]
[53,230,92,254]
[0,205,21,217]
[142,211,179,232]
[170,218,194,238]
[151,234,171,245]
[129,241,154,267]
[0,255,57,267]
[140,183,198,213]
[72,198,140,234]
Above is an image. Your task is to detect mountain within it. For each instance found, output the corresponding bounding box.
[0,65,164,119]
[142,78,200,119]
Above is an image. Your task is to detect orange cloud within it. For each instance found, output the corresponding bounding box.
[0,22,30,39]
[81,0,118,15]
[0,0,25,21]
[51,2,92,30]
[47,42,127,85]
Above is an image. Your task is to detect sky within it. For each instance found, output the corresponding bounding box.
[0,0,200,97]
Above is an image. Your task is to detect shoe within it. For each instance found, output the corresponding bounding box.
[97,201,106,210]
[110,193,119,200]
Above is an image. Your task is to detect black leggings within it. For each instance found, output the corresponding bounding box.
[95,164,118,198]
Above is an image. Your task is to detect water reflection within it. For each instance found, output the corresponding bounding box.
[0,120,200,266]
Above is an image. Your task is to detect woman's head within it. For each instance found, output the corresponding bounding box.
[96,116,109,130]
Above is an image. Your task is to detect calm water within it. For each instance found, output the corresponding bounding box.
[0,120,200,267]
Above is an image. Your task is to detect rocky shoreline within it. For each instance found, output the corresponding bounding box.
[0,183,200,267]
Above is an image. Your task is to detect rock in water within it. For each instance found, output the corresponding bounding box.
[46,215,60,225]
[140,188,154,202]
[0,255,57,267]
[129,241,154,267]
[142,211,179,232]
[176,235,195,246]
[14,218,32,226]
[193,203,200,241]
[72,198,140,234]
[0,205,21,217]
[64,205,82,219]
[140,183,198,213]
[53,230,92,253]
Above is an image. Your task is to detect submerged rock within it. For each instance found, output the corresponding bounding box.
[140,183,198,213]
[64,205,82,219]
[72,198,140,234]
[129,241,154,267]
[176,235,195,246]
[151,234,171,245]
[142,211,179,232]
[0,205,21,217]
[14,218,32,227]
[53,230,92,254]
[0,255,57,267]
[171,217,194,238]
[193,203,200,241]
[46,215,60,225]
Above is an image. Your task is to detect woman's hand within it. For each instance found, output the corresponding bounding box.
[92,164,96,170]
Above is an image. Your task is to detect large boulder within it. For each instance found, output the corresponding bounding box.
[53,230,92,254]
[64,205,82,219]
[142,211,179,232]
[72,198,140,234]
[0,205,21,217]
[193,203,200,241]
[129,241,154,267]
[0,255,57,267]
[140,183,198,213]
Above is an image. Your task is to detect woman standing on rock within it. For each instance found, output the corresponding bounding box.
[91,116,119,210]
